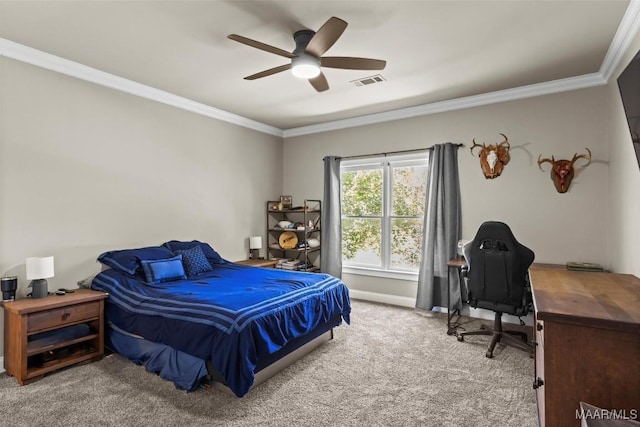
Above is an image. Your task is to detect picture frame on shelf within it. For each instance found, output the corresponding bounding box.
[280,195,293,209]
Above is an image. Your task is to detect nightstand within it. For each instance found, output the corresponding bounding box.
[1,288,108,385]
[236,259,279,268]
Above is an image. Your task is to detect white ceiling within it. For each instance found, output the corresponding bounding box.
[0,1,636,134]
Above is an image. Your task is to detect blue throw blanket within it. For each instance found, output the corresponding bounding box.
[92,263,350,396]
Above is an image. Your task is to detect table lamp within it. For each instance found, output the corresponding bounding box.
[26,256,54,299]
[249,236,263,259]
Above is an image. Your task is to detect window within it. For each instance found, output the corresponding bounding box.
[341,153,429,275]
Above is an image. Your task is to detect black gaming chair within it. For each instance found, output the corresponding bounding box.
[457,221,535,358]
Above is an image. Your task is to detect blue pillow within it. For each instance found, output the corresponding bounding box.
[98,246,175,276]
[162,240,224,264]
[140,255,187,284]
[175,245,213,277]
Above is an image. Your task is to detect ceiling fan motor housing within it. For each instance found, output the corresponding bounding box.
[292,30,320,78]
[293,30,316,55]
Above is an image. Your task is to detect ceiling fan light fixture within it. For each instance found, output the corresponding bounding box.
[229,17,386,92]
[291,55,321,79]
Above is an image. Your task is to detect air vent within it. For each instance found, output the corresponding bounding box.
[351,74,386,87]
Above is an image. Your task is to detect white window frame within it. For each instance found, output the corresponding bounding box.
[341,152,429,280]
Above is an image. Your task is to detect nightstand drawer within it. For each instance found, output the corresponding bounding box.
[27,301,100,333]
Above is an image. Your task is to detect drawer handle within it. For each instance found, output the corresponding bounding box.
[61,312,71,321]
[536,322,543,331]
[532,377,544,389]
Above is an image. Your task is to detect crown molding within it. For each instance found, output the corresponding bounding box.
[283,0,640,138]
[283,73,607,138]
[0,38,283,138]
[1,0,639,140]
[600,0,640,82]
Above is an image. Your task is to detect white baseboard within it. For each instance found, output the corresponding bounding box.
[348,289,416,308]
[456,306,534,326]
[348,289,533,326]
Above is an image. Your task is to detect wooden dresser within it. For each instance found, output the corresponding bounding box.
[529,264,640,427]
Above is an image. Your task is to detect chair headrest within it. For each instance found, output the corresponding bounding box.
[469,221,535,267]
[473,221,519,244]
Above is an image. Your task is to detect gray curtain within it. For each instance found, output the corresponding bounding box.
[416,143,461,311]
[321,156,343,278]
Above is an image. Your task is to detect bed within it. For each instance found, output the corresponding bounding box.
[90,240,351,397]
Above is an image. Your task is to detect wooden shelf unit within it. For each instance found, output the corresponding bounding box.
[266,199,321,272]
[2,289,109,385]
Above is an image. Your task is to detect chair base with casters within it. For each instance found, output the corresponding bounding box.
[457,311,532,358]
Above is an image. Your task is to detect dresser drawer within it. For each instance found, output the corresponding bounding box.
[27,301,100,333]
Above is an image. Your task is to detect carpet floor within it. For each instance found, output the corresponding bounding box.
[0,299,537,427]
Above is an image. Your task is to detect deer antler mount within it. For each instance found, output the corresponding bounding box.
[537,148,592,193]
[470,133,511,179]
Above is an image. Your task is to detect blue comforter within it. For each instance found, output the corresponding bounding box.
[92,262,350,396]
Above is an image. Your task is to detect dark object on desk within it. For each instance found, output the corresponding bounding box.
[457,221,534,358]
[566,262,604,272]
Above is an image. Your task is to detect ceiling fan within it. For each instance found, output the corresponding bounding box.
[227,16,386,92]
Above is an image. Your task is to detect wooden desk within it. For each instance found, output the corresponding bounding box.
[530,264,640,427]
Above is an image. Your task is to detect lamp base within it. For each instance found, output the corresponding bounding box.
[250,249,261,259]
[29,279,49,299]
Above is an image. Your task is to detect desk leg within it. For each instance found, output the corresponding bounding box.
[447,266,463,336]
[447,267,455,335]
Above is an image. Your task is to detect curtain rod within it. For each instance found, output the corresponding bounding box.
[338,143,464,161]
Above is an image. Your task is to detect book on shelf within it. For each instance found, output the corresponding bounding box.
[281,264,312,271]
[566,262,604,272]
[275,259,302,269]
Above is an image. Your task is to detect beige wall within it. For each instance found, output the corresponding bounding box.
[0,58,283,354]
[607,32,640,277]
[284,86,611,301]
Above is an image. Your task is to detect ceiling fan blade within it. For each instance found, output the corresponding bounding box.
[244,64,292,80]
[228,34,296,59]
[309,72,329,92]
[305,17,348,58]
[321,57,387,70]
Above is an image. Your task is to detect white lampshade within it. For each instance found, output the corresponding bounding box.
[26,256,55,280]
[249,236,263,250]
